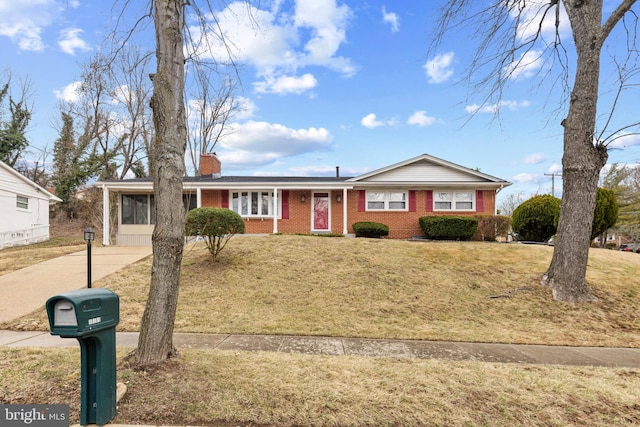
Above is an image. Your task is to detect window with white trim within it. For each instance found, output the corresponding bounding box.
[231,191,280,217]
[367,191,407,211]
[434,191,475,211]
[16,195,29,210]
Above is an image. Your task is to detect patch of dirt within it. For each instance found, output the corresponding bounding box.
[50,217,86,238]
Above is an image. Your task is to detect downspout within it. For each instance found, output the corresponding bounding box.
[102,184,110,246]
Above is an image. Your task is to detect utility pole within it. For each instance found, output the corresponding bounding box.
[544,173,562,197]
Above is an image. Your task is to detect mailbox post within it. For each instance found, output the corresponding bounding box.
[46,289,119,426]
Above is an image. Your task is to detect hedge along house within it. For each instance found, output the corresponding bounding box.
[95,153,511,246]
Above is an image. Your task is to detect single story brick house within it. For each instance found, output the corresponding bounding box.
[95,153,511,246]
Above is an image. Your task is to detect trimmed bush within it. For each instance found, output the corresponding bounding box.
[185,207,245,261]
[473,215,512,241]
[419,216,478,240]
[352,221,389,238]
[511,195,560,242]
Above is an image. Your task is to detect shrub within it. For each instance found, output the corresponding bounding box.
[419,216,478,240]
[472,215,512,241]
[185,208,245,261]
[511,195,560,242]
[352,221,389,238]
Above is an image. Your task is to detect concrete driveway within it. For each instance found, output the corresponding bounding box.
[0,246,152,323]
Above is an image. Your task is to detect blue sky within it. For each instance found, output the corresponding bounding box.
[2,0,640,205]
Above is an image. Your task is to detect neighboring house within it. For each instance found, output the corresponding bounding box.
[95,153,511,246]
[0,160,62,249]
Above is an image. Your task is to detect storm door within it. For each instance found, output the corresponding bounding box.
[312,193,330,231]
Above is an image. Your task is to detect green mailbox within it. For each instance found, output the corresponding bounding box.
[46,289,120,426]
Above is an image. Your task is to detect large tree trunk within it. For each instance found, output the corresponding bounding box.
[135,0,187,367]
[542,0,608,302]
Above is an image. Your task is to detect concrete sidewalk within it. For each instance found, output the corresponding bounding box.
[1,245,639,370]
[2,329,639,368]
[2,246,640,427]
[0,246,152,323]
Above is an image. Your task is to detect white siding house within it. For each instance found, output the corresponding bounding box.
[0,160,62,248]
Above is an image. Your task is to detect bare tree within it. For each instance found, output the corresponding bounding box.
[105,0,246,367]
[67,48,153,181]
[498,191,526,217]
[132,0,188,367]
[433,0,639,302]
[107,46,154,179]
[186,66,238,176]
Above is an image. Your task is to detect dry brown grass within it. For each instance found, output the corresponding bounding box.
[0,237,86,276]
[4,235,640,347]
[1,347,639,426]
[2,235,640,426]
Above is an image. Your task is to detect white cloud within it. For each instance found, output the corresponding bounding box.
[234,96,258,120]
[512,173,542,183]
[607,133,640,150]
[382,6,399,33]
[465,100,530,114]
[424,52,454,84]
[523,153,545,165]
[548,163,562,174]
[361,113,394,129]
[111,84,134,105]
[53,81,82,103]
[513,0,571,43]
[407,110,436,127]
[58,28,90,55]
[0,1,58,51]
[504,50,544,80]
[254,73,317,95]
[187,0,356,95]
[218,120,334,168]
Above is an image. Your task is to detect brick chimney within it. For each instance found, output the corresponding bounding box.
[200,153,221,176]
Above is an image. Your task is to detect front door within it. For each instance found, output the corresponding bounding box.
[313,193,330,231]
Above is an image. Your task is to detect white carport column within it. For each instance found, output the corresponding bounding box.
[342,188,348,235]
[197,187,202,208]
[102,184,110,246]
[273,187,278,233]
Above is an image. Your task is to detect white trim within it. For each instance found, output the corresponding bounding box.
[273,187,278,234]
[102,184,110,246]
[365,190,409,211]
[432,190,476,212]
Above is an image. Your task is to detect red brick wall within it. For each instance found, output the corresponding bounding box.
[345,190,496,239]
[199,189,496,239]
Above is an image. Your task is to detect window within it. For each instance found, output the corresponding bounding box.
[367,191,407,211]
[122,194,154,225]
[16,195,29,210]
[183,194,197,212]
[434,191,474,211]
[231,191,279,217]
[122,193,197,225]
